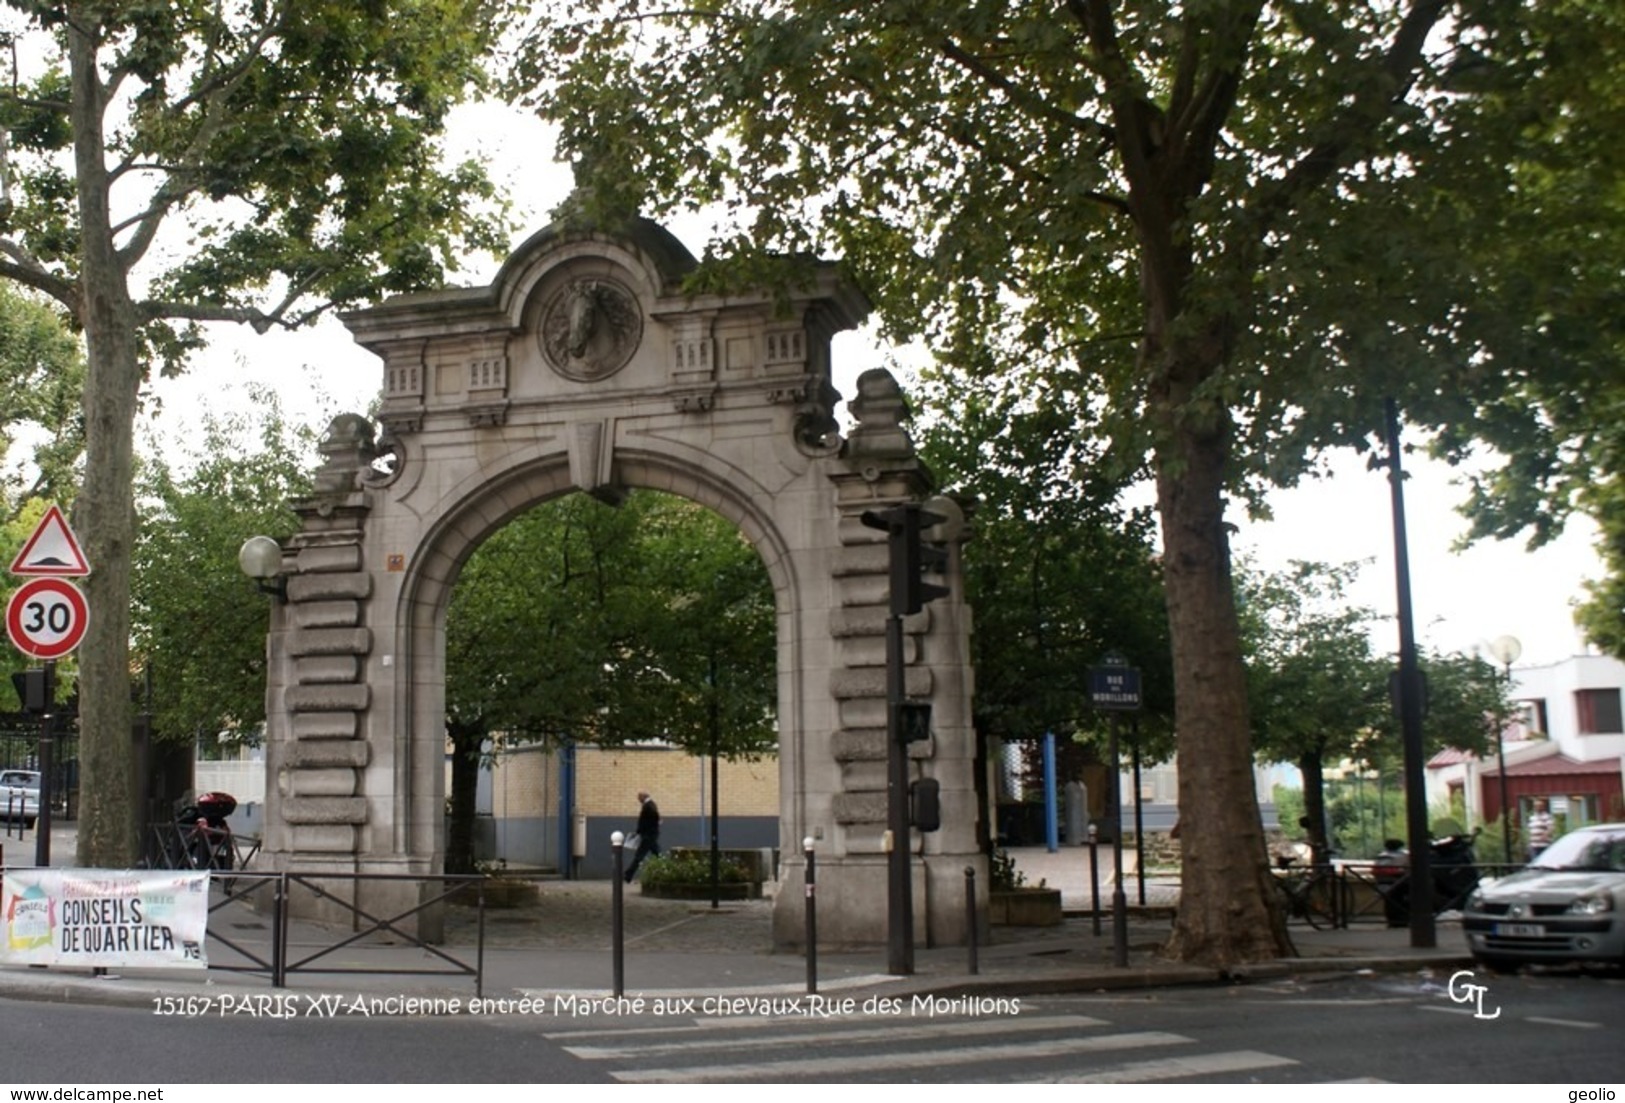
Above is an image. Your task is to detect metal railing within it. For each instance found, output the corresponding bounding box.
[145,822,261,873]
[198,871,490,995]
[1272,858,1514,929]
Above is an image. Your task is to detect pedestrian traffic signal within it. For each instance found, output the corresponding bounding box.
[10,667,51,713]
[910,778,941,832]
[860,502,951,616]
[896,700,932,744]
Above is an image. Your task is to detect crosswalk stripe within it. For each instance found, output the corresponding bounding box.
[1052,1049,1300,1083]
[606,1030,1194,1083]
[560,1014,1105,1060]
[543,1011,902,1040]
[1526,1016,1602,1030]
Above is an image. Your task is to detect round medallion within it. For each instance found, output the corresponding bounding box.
[540,278,643,382]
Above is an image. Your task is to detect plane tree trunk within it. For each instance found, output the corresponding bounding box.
[69,13,139,868]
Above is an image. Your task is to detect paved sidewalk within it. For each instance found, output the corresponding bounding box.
[0,841,1473,1011]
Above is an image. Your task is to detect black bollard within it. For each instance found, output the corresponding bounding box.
[804,838,817,994]
[965,865,979,975]
[1088,824,1102,937]
[611,831,625,997]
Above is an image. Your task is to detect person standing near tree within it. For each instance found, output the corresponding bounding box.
[625,791,662,882]
[1525,798,1554,862]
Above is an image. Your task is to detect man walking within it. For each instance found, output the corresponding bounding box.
[626,790,661,882]
[1525,798,1554,862]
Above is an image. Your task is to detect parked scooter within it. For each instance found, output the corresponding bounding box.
[1373,824,1481,927]
[174,791,238,870]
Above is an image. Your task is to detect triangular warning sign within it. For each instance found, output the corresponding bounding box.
[9,504,91,577]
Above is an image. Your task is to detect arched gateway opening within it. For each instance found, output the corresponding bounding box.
[257,216,981,947]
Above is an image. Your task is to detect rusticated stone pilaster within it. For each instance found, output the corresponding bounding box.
[273,414,380,861]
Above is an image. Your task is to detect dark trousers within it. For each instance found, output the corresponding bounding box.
[625,835,660,881]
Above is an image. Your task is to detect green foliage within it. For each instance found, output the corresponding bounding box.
[443,487,775,871]
[989,849,1026,892]
[510,0,1616,963]
[1273,786,1306,837]
[1474,817,1515,867]
[1,498,77,705]
[1,0,513,865]
[445,489,777,757]
[916,379,1174,758]
[130,392,315,742]
[637,852,749,887]
[1321,777,1411,861]
[507,2,1610,499]
[1371,651,1509,766]
[1426,3,1625,538]
[1242,560,1388,768]
[0,286,83,521]
[0,0,511,346]
[1244,560,1510,860]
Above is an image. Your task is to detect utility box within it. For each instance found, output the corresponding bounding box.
[1064,781,1089,845]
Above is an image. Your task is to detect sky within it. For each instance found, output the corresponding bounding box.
[144,101,1606,674]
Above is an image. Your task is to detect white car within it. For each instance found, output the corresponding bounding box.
[1463,822,1625,971]
[0,769,41,829]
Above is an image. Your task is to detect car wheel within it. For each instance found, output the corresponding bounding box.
[24,816,36,831]
[1473,954,1521,975]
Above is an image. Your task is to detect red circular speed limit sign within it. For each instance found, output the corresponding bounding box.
[6,577,90,660]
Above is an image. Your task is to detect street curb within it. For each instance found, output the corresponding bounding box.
[0,950,1479,1014]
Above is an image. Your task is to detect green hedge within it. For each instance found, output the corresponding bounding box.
[638,852,750,887]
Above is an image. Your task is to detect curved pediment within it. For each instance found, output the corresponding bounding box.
[342,213,866,442]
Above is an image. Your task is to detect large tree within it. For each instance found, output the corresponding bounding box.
[513,1,1607,964]
[131,391,314,745]
[0,1,507,864]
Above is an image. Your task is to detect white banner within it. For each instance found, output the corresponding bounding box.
[1,869,210,968]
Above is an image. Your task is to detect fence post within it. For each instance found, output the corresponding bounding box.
[273,872,288,988]
[804,837,817,994]
[476,877,487,999]
[611,831,625,998]
[965,865,979,976]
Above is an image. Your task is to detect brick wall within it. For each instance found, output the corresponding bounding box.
[575,746,779,818]
[476,742,780,821]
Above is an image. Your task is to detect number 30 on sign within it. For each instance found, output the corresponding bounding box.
[6,577,90,660]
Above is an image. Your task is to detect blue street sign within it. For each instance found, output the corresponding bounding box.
[1088,659,1142,711]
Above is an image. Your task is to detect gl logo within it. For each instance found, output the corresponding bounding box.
[1447,969,1501,1020]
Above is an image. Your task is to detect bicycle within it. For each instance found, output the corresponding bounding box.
[1272,860,1342,930]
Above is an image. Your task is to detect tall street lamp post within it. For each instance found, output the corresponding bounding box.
[1384,398,1433,948]
[1486,634,1522,866]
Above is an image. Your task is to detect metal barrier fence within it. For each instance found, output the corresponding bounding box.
[1273,859,1521,930]
[144,823,262,873]
[201,871,491,995]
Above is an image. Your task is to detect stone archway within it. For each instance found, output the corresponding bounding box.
[257,215,981,947]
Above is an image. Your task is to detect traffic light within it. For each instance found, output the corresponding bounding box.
[860,502,951,616]
[11,668,51,713]
[896,700,932,744]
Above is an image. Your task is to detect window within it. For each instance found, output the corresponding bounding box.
[1574,688,1624,734]
[1525,698,1550,735]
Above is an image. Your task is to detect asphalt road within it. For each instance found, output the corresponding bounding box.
[1,970,1620,1084]
[0,996,611,1084]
